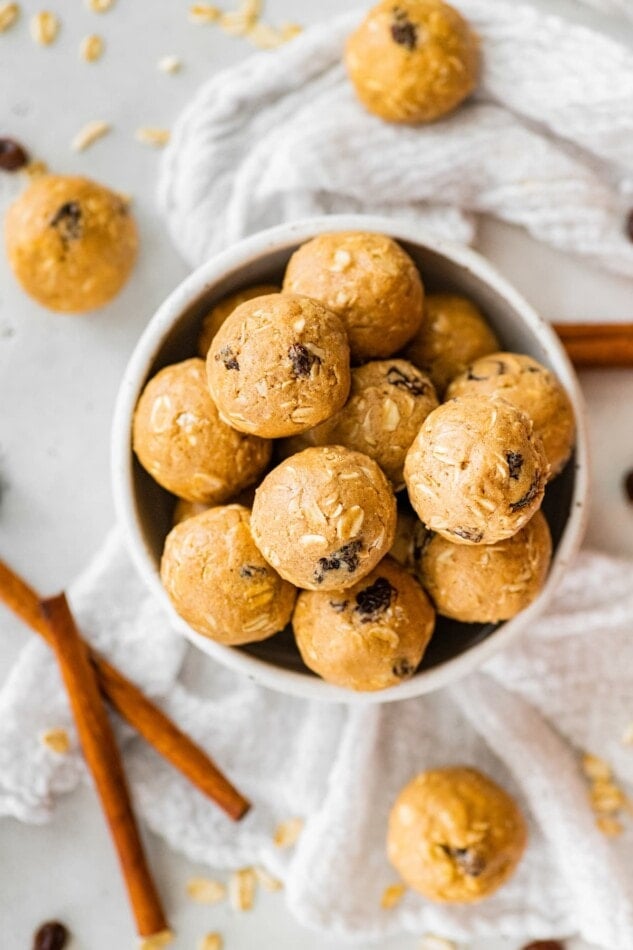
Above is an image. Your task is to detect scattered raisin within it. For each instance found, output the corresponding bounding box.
[386,365,429,396]
[392,657,415,678]
[0,137,29,172]
[450,526,483,543]
[623,468,633,504]
[506,451,524,480]
[354,576,395,620]
[50,202,82,243]
[442,845,485,877]
[390,8,417,50]
[314,540,362,584]
[329,599,348,613]
[521,942,565,950]
[33,921,70,950]
[215,345,239,371]
[288,343,320,378]
[626,209,633,242]
[510,472,541,512]
[240,564,267,578]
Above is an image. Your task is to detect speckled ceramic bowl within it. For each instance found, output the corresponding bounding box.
[112,215,589,704]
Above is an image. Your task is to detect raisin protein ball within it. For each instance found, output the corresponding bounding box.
[133,358,271,503]
[5,174,138,312]
[161,505,296,645]
[447,353,576,478]
[293,557,435,691]
[405,293,500,395]
[388,767,527,902]
[419,510,552,623]
[197,283,280,357]
[281,360,438,489]
[207,293,351,438]
[404,394,549,544]
[283,232,424,362]
[345,0,479,125]
[251,446,397,591]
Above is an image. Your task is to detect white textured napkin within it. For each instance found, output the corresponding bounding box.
[3,2,633,947]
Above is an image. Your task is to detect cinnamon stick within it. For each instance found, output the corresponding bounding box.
[553,322,633,368]
[0,558,250,821]
[40,593,168,939]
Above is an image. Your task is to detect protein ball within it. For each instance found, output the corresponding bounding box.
[207,293,351,438]
[279,360,438,488]
[133,358,271,503]
[292,557,435,691]
[161,505,297,645]
[419,510,552,623]
[447,352,576,478]
[405,293,499,395]
[345,0,479,124]
[283,232,424,362]
[404,394,549,544]
[387,767,527,902]
[197,283,280,357]
[251,446,397,591]
[5,174,138,312]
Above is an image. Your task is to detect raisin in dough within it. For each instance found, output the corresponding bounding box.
[404,394,549,544]
[197,283,280,357]
[292,557,435,691]
[405,294,499,395]
[5,174,137,312]
[133,358,271,503]
[279,359,438,489]
[161,505,296,645]
[207,293,350,438]
[419,510,552,622]
[251,446,397,591]
[388,767,527,902]
[447,352,576,477]
[345,0,479,124]
[283,232,424,362]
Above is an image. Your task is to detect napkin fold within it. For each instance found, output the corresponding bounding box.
[2,1,633,947]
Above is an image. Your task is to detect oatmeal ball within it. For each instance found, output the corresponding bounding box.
[404,394,549,544]
[161,505,296,645]
[419,510,552,623]
[293,557,435,691]
[207,293,351,438]
[251,446,397,591]
[345,0,479,125]
[283,232,424,362]
[5,174,138,312]
[388,767,527,902]
[405,294,499,395]
[279,360,438,488]
[390,507,429,574]
[197,283,280,357]
[133,358,271,503]
[447,353,576,477]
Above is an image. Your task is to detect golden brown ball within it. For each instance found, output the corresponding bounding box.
[197,283,280,357]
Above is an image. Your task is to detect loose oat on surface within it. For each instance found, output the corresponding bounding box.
[0,2,19,32]
[254,865,283,891]
[30,10,59,45]
[228,867,256,911]
[158,54,182,74]
[71,119,110,152]
[87,0,114,11]
[186,877,226,904]
[40,728,70,754]
[380,882,407,909]
[79,33,104,62]
[419,936,457,950]
[189,3,220,23]
[135,127,171,147]
[622,721,633,745]
[581,753,612,782]
[596,815,624,837]
[197,935,223,950]
[273,816,304,848]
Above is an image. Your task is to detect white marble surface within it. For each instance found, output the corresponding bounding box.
[0,1,632,948]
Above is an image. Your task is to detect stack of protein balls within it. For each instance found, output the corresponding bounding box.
[133,229,575,693]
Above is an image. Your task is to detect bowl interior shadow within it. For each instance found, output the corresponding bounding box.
[131,237,576,680]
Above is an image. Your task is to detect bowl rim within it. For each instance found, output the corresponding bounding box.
[111,213,590,705]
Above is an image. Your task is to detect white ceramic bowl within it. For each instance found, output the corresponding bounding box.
[112,214,589,704]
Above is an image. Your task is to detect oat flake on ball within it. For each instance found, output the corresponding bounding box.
[251,446,397,591]
[283,232,424,362]
[161,505,297,645]
[133,358,271,504]
[207,293,351,438]
[404,394,549,544]
[292,557,435,691]
[5,174,138,312]
[345,0,479,125]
